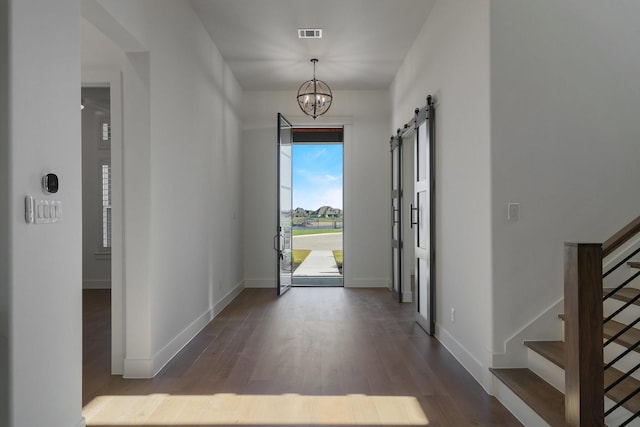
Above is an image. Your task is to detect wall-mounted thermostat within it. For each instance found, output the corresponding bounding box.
[42,173,59,194]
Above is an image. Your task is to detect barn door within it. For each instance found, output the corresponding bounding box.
[413,99,435,334]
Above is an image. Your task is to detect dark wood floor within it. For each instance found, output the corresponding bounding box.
[83,287,521,426]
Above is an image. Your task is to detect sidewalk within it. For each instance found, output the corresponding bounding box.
[293,250,340,277]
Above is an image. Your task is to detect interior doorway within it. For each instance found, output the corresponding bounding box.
[291,128,344,287]
[81,86,112,291]
[81,86,113,389]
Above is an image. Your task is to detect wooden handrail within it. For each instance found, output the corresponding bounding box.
[603,215,640,257]
[564,215,640,425]
[564,243,604,426]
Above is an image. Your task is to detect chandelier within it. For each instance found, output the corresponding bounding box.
[296,58,332,119]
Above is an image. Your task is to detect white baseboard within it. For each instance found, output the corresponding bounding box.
[345,278,389,288]
[152,281,245,376]
[436,324,490,392]
[124,281,245,379]
[73,417,87,427]
[214,281,245,315]
[82,279,111,289]
[123,357,154,378]
[244,279,275,288]
[402,290,413,303]
[151,307,214,377]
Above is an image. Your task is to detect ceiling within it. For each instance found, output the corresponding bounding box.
[190,0,436,91]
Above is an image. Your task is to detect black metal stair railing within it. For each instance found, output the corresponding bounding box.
[602,246,640,426]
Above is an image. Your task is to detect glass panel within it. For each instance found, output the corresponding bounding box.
[392,148,399,190]
[392,198,399,241]
[278,114,293,295]
[393,250,399,292]
[417,191,428,249]
[417,122,427,181]
[417,257,429,317]
[280,144,292,186]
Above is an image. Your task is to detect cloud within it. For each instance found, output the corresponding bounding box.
[296,169,342,185]
[304,148,327,162]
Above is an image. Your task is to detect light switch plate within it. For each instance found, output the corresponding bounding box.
[25,196,34,223]
[507,202,520,222]
[34,199,62,224]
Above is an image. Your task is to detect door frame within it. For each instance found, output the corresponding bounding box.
[82,69,124,374]
[290,127,345,287]
[282,117,353,287]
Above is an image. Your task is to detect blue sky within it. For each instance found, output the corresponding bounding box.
[292,144,343,210]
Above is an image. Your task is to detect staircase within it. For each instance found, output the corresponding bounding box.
[491,217,640,426]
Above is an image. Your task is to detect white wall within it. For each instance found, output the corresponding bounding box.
[89,0,244,377]
[490,0,640,356]
[0,1,10,424]
[4,1,84,426]
[81,17,123,71]
[390,0,493,389]
[242,90,391,289]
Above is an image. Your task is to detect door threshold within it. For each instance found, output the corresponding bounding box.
[292,276,343,286]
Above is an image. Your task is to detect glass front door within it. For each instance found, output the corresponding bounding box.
[276,113,293,296]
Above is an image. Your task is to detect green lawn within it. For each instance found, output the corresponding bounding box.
[292,228,343,236]
[292,249,311,272]
[333,250,343,273]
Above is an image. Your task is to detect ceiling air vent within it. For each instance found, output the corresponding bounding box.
[298,28,323,39]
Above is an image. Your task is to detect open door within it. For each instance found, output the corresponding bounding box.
[275,113,293,296]
[390,134,403,302]
[413,98,435,334]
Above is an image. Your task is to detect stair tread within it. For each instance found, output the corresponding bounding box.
[604,287,640,305]
[525,340,640,414]
[525,340,564,368]
[606,367,640,415]
[604,319,640,352]
[491,367,566,427]
[558,315,640,353]
[629,261,640,269]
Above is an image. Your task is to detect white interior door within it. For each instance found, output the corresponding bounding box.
[413,102,435,334]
